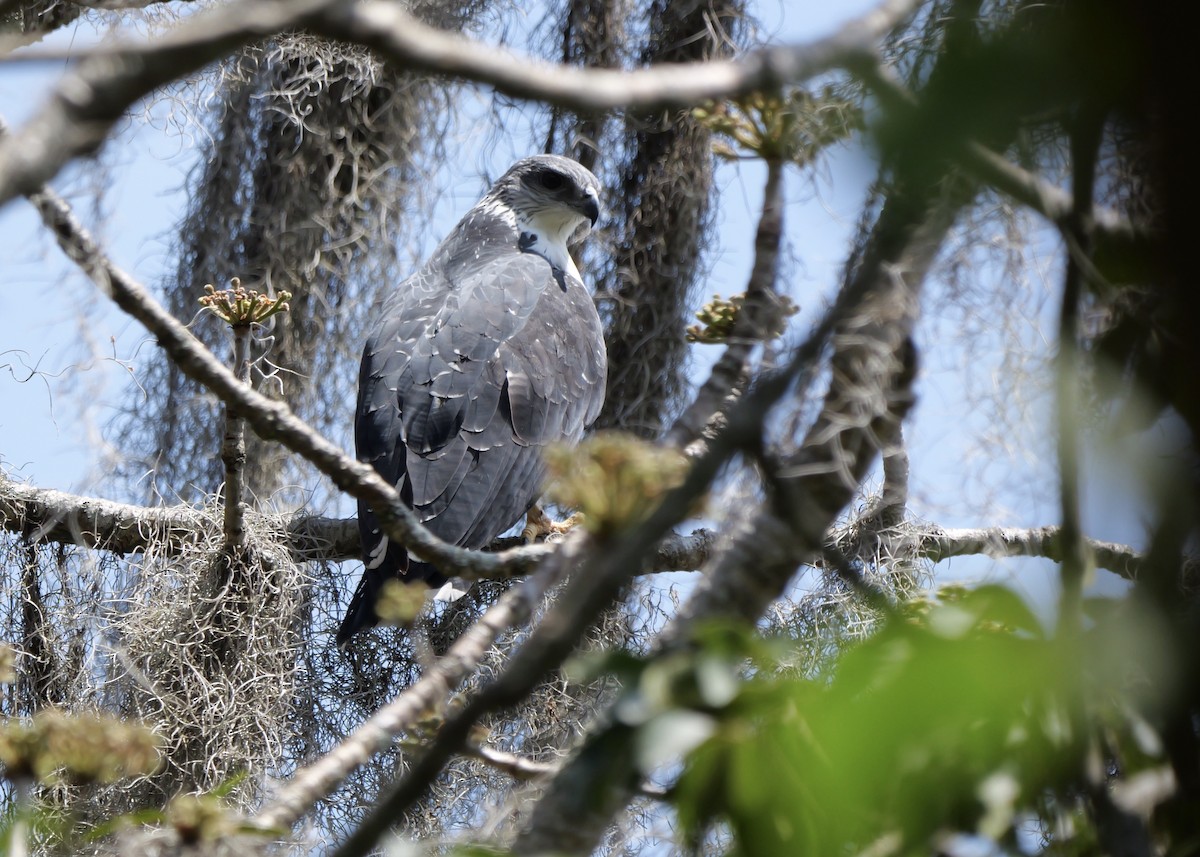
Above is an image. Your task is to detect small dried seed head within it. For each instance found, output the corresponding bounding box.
[374,579,430,629]
[168,792,235,845]
[199,276,293,327]
[545,432,693,538]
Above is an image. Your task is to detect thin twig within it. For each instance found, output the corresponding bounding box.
[220,323,251,549]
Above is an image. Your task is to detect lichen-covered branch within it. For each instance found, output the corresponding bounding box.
[0,473,722,571]
[913,526,1159,581]
[3,473,1167,583]
[1,472,212,555]
[463,742,558,782]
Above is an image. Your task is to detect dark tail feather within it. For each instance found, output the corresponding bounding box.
[336,559,448,647]
[335,571,383,647]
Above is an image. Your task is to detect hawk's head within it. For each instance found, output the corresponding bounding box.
[488,155,602,250]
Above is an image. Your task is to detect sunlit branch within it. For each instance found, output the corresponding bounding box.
[874,421,909,526]
[0,0,921,209]
[912,526,1156,582]
[1,472,214,555]
[4,472,1170,584]
[834,406,910,561]
[219,323,252,550]
[463,741,669,798]
[0,474,720,573]
[464,742,557,782]
[319,0,919,111]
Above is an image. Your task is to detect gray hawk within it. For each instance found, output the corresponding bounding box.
[337,155,607,645]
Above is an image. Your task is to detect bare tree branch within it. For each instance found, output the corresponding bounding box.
[1,471,214,554]
[4,473,1168,582]
[0,0,922,209]
[465,738,669,799]
[220,322,252,550]
[667,157,786,453]
[912,526,1154,581]
[463,742,558,782]
[0,473,721,571]
[845,418,909,539]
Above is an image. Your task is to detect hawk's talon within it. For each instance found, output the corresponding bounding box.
[522,505,584,543]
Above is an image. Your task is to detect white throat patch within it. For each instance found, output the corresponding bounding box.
[515,210,585,282]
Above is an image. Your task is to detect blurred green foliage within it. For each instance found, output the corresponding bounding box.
[571,586,1176,856]
[0,708,160,786]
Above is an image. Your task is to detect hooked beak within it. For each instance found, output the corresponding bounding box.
[581,187,601,226]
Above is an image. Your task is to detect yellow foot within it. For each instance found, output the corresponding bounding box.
[548,512,585,535]
[521,505,585,543]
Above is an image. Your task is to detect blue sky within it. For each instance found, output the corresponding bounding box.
[0,1,1146,616]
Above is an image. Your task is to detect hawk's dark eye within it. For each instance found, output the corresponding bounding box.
[538,170,566,191]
